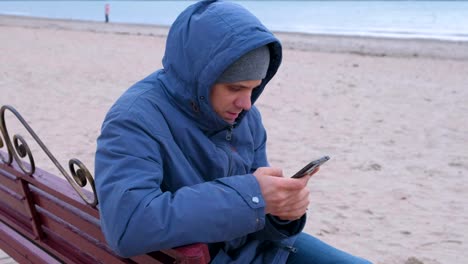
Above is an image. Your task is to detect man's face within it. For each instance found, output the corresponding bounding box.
[210,79,262,124]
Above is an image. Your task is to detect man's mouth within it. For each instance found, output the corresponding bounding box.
[226,112,239,120]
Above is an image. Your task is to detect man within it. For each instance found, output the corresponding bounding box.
[104,3,110,23]
[95,1,371,263]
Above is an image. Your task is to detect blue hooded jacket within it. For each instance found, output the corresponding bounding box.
[95,1,306,263]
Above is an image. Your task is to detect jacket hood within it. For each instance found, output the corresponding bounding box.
[159,0,282,132]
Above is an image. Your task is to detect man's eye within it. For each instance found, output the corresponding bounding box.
[229,87,241,92]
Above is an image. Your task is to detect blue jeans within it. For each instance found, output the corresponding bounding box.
[286,233,372,264]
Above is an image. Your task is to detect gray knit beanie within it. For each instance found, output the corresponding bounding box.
[216,46,270,83]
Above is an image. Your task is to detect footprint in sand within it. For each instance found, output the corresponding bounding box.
[353,162,382,171]
[405,257,425,264]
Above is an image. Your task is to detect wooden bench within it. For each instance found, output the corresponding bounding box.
[0,105,211,264]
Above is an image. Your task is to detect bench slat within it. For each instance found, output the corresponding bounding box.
[0,184,28,217]
[43,225,136,264]
[0,221,61,264]
[30,184,105,242]
[0,167,22,194]
[36,206,128,264]
[0,199,33,239]
[0,163,99,218]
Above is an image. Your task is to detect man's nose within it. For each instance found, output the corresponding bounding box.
[235,94,252,110]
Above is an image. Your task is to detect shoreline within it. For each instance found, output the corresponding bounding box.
[2,14,468,60]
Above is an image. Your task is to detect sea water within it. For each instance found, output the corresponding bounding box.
[1,1,467,41]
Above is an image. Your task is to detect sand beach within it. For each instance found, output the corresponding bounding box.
[0,15,467,264]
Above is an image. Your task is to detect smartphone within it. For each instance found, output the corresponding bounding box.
[291,156,330,178]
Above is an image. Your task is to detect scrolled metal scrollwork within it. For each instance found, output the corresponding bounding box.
[12,134,35,175]
[0,105,98,207]
[0,128,5,160]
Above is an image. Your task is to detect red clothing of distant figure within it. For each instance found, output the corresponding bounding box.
[105,4,110,23]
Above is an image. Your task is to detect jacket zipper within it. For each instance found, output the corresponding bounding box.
[225,125,233,141]
[225,125,234,175]
[272,241,298,253]
[280,245,297,253]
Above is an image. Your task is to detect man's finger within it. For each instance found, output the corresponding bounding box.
[281,177,308,190]
[264,167,283,177]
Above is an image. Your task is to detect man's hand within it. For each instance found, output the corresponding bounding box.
[253,167,316,221]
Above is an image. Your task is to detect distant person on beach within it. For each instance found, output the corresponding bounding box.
[104,3,110,23]
[95,1,371,263]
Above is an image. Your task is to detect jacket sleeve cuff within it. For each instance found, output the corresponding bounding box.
[214,174,266,230]
[266,214,306,237]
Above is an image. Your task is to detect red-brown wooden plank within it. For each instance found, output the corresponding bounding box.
[0,184,27,216]
[0,199,32,237]
[30,184,105,242]
[35,206,131,264]
[18,177,44,240]
[0,161,99,218]
[131,254,165,264]
[0,167,22,194]
[40,226,110,264]
[0,221,60,264]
